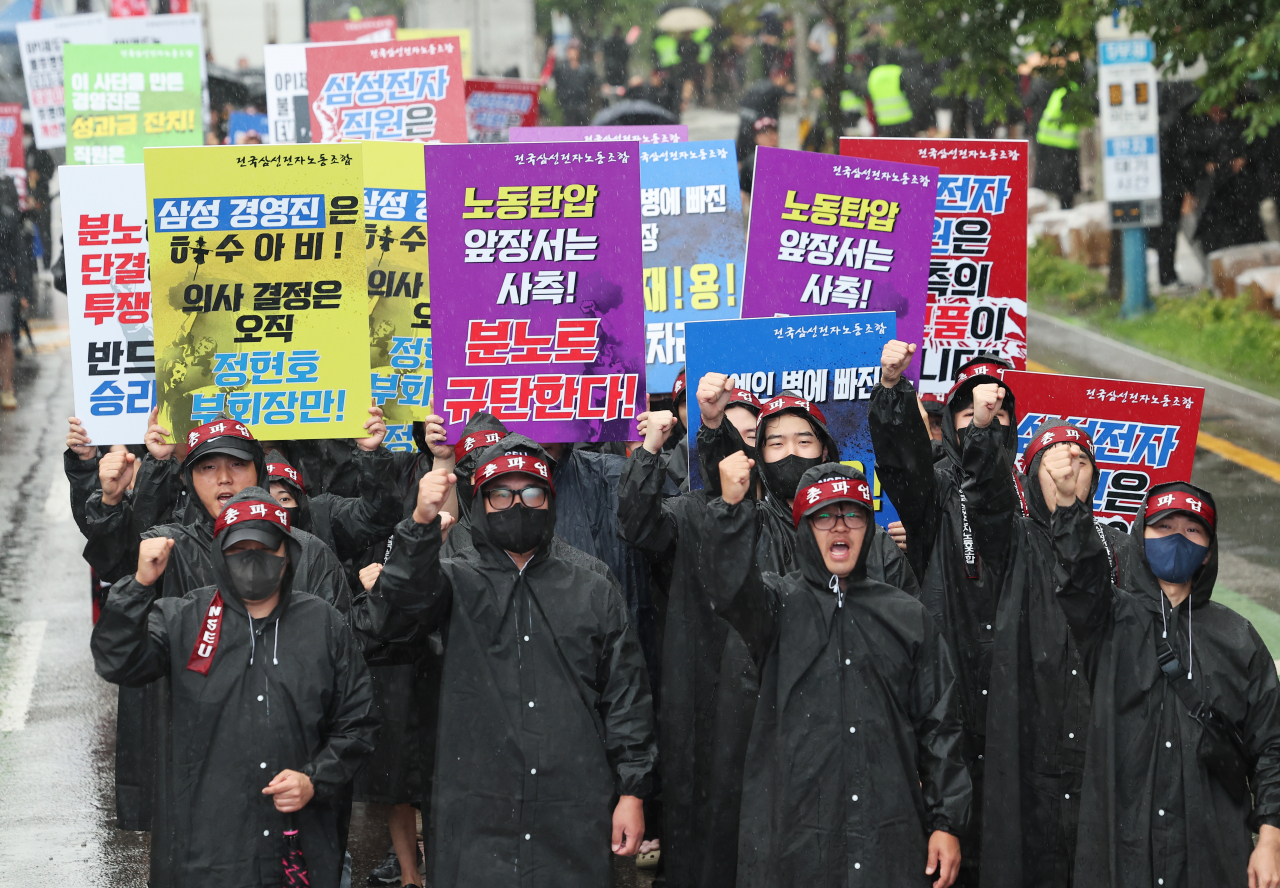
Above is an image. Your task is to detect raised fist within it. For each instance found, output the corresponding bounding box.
[880,340,917,388]
[719,450,755,506]
[413,467,457,526]
[696,372,734,429]
[100,450,138,507]
[637,410,677,454]
[136,536,175,587]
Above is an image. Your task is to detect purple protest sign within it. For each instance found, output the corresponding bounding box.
[509,125,687,145]
[426,141,646,443]
[742,146,937,382]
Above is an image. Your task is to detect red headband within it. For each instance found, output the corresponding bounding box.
[672,372,686,401]
[793,476,873,528]
[186,418,254,451]
[728,389,762,412]
[265,462,305,488]
[1146,489,1216,530]
[473,453,555,497]
[454,430,506,462]
[946,362,1007,401]
[758,394,827,428]
[1019,424,1095,473]
[213,499,292,537]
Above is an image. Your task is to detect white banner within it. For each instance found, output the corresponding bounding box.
[61,164,154,444]
[17,12,208,151]
[16,14,105,150]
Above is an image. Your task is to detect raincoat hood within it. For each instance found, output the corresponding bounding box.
[793,463,876,588]
[467,434,558,564]
[452,411,510,515]
[208,486,301,619]
[940,356,1019,467]
[1130,480,1219,608]
[753,393,840,505]
[1019,419,1098,525]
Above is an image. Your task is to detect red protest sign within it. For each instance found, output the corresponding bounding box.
[308,16,398,43]
[0,103,23,170]
[464,78,540,143]
[842,138,1027,398]
[1002,369,1204,530]
[306,37,466,144]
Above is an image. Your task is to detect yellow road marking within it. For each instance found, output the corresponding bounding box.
[1021,359,1280,485]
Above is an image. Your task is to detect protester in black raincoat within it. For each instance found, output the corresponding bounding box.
[617,377,918,888]
[1051,477,1280,887]
[700,459,969,888]
[91,490,376,888]
[363,435,657,888]
[665,368,692,491]
[962,416,1142,888]
[870,346,1021,884]
[83,420,354,834]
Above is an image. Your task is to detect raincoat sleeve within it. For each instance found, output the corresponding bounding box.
[870,378,939,582]
[700,496,779,666]
[349,577,428,665]
[617,446,681,557]
[82,490,141,584]
[326,448,403,561]
[911,619,972,836]
[960,420,1021,572]
[874,526,921,597]
[63,448,101,537]
[695,420,750,498]
[599,585,659,798]
[300,616,378,803]
[376,515,453,634]
[130,455,183,530]
[1241,626,1280,830]
[1049,501,1117,688]
[90,576,171,687]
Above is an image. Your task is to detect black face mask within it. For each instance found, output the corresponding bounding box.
[225,550,286,602]
[487,504,551,554]
[761,454,824,501]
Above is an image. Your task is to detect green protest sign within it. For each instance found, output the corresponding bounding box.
[64,43,203,165]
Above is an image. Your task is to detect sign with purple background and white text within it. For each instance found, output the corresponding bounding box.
[510,125,687,145]
[426,141,646,443]
[742,146,936,382]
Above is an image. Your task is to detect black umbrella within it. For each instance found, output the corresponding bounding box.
[591,100,680,126]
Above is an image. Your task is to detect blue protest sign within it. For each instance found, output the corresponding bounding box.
[640,139,746,394]
[684,311,899,527]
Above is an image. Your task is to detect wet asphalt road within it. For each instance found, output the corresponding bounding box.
[1,315,1279,883]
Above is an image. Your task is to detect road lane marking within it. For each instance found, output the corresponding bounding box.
[1025,359,1280,486]
[0,621,47,733]
[43,470,72,523]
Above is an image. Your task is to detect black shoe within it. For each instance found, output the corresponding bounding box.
[367,845,401,885]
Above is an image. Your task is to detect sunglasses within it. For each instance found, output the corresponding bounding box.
[810,509,868,531]
[484,485,549,511]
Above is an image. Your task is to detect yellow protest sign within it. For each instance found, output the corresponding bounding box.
[145,143,371,444]
[362,140,431,434]
[397,28,473,76]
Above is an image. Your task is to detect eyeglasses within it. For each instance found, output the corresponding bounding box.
[484,485,549,511]
[810,509,868,531]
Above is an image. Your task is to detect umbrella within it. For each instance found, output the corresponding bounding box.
[592,101,681,127]
[656,7,714,32]
[281,827,310,887]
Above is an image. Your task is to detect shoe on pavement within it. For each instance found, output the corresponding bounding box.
[367,845,401,885]
[0,390,15,410]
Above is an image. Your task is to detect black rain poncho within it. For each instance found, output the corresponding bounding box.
[87,475,351,834]
[698,462,970,887]
[618,415,918,888]
[364,436,658,888]
[870,370,1021,876]
[962,419,1142,888]
[1051,486,1280,887]
[90,489,376,888]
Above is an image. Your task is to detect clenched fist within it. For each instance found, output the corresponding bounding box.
[637,410,677,454]
[970,383,1007,429]
[880,340,917,389]
[719,450,755,506]
[1040,443,1090,511]
[413,467,457,526]
[136,536,175,587]
[696,372,735,429]
[100,450,138,506]
[358,562,383,593]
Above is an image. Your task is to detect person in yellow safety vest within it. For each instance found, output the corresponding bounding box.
[694,26,713,65]
[1034,81,1081,206]
[867,63,915,136]
[654,32,680,70]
